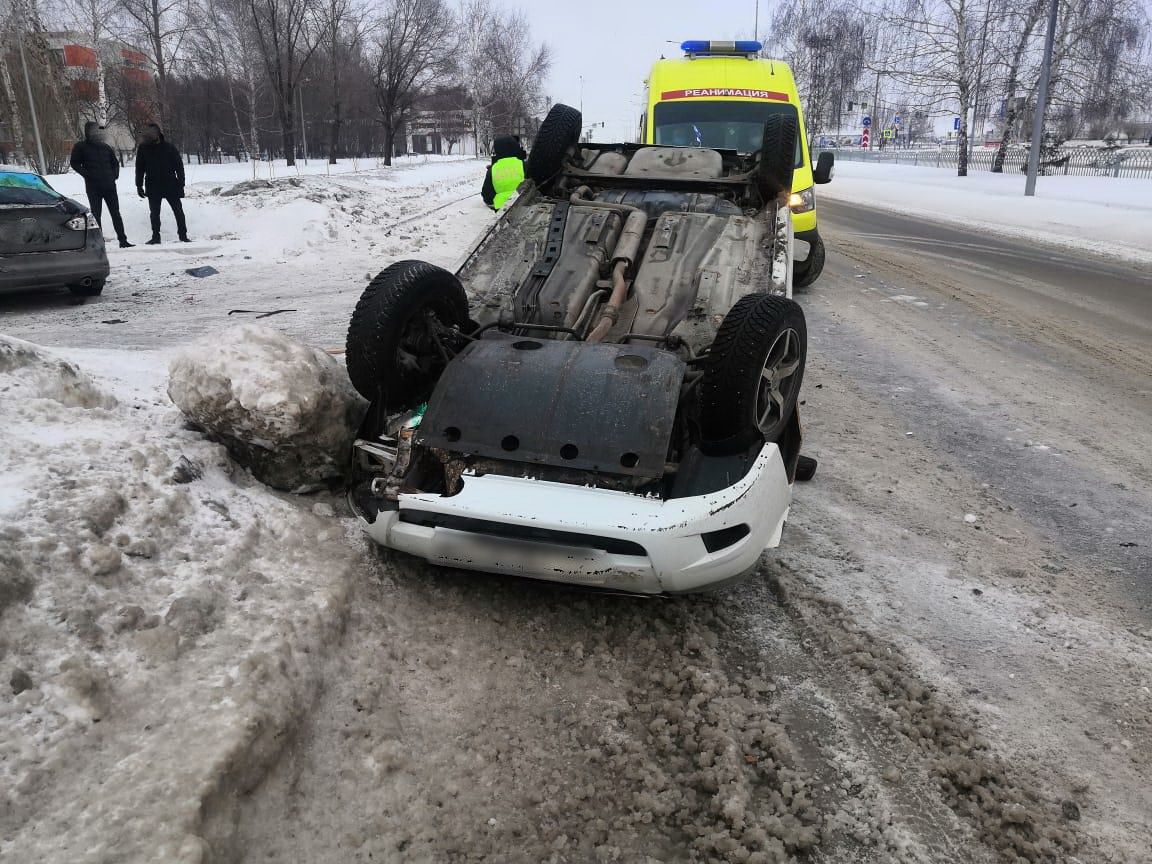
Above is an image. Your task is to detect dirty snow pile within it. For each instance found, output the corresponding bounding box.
[168,324,366,492]
[0,334,360,862]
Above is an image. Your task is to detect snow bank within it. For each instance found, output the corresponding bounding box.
[167,325,367,492]
[0,336,115,410]
[8,160,492,354]
[821,161,1152,263]
[0,336,360,861]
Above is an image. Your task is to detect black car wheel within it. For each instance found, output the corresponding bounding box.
[792,234,826,290]
[68,278,105,297]
[700,293,807,453]
[526,104,582,190]
[757,114,798,203]
[345,260,470,408]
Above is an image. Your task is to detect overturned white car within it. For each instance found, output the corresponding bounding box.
[345,104,813,594]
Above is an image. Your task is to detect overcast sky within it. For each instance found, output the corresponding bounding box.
[518,0,770,142]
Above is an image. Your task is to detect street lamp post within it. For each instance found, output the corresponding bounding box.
[16,10,46,173]
[1025,0,1059,196]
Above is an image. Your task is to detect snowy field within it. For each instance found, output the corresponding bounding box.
[819,160,1152,264]
[1,157,492,861]
[7,155,492,351]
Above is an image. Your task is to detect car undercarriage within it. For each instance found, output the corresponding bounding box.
[345,106,810,593]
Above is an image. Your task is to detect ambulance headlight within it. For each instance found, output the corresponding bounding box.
[787,187,815,213]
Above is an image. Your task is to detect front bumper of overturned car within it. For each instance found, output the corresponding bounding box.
[352,443,793,594]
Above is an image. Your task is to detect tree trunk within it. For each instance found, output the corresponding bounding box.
[956,85,971,176]
[329,100,341,164]
[956,112,969,176]
[992,103,1018,173]
[281,99,297,165]
[0,54,27,164]
[150,4,168,126]
[382,124,394,166]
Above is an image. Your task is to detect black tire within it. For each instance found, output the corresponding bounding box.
[345,260,469,406]
[792,234,825,290]
[795,454,818,482]
[757,114,798,202]
[68,278,105,297]
[526,104,582,189]
[699,293,807,453]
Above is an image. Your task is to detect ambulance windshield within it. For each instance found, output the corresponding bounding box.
[654,101,802,164]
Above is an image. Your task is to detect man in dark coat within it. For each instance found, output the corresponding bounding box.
[70,121,133,248]
[481,135,528,210]
[134,123,188,244]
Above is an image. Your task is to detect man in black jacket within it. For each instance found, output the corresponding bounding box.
[135,123,188,244]
[70,121,133,248]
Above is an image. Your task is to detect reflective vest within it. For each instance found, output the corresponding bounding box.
[491,157,525,209]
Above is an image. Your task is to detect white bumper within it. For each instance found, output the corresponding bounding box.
[358,444,792,594]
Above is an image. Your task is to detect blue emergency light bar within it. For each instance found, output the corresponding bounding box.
[681,40,763,55]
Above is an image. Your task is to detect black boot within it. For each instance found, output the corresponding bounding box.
[119,238,135,248]
[178,234,191,243]
[145,235,161,245]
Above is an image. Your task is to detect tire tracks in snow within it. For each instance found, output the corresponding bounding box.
[227,532,1088,863]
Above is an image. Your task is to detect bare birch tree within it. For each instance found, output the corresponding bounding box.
[318,0,366,163]
[478,6,548,139]
[880,0,977,174]
[988,0,1046,171]
[246,0,321,165]
[190,0,269,158]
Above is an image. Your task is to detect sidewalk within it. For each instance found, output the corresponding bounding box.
[819,161,1152,264]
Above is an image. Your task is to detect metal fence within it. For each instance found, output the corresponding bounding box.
[829,146,1152,179]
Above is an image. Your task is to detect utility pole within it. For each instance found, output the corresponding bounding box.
[754,0,759,42]
[297,82,309,165]
[1025,0,1059,196]
[870,70,881,150]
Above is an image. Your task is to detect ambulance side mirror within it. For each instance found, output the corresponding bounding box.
[813,151,835,184]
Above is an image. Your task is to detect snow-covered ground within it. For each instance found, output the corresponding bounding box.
[1,157,493,861]
[819,161,1152,264]
[10,155,492,350]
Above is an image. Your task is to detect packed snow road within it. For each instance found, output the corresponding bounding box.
[2,161,1149,863]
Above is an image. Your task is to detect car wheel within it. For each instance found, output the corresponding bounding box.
[345,260,470,407]
[792,234,826,290]
[526,104,582,190]
[757,114,798,203]
[699,293,807,454]
[68,278,105,297]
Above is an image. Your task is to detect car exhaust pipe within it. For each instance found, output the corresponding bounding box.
[568,187,647,343]
[79,277,93,287]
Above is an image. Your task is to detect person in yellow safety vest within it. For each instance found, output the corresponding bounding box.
[481,135,527,210]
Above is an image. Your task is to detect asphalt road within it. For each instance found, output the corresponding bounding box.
[818,198,1152,351]
[812,198,1152,602]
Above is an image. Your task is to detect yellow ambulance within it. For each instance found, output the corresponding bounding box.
[642,40,834,288]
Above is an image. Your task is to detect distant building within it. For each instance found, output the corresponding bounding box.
[43,31,155,151]
[400,87,477,156]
